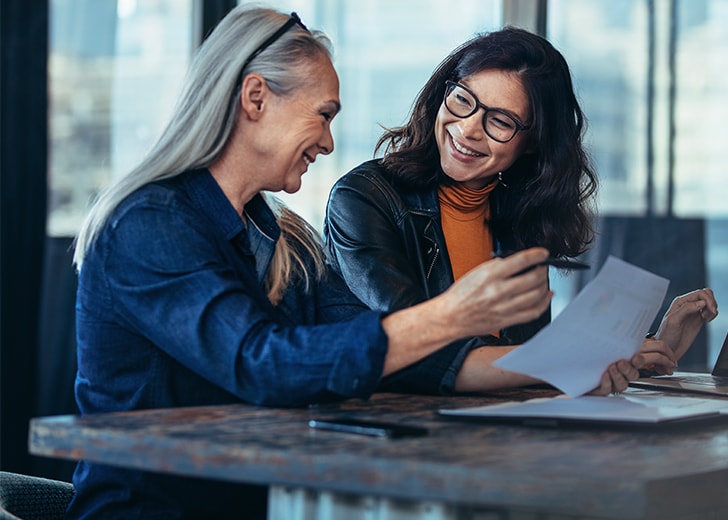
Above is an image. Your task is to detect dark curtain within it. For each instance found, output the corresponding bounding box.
[31,237,79,480]
[0,0,49,473]
[36,238,78,419]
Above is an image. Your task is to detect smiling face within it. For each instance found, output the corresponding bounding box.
[258,56,341,194]
[435,69,531,189]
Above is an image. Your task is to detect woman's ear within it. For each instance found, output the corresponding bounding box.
[239,73,267,121]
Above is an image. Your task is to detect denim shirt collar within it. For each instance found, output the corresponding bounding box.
[182,169,246,240]
[244,200,280,282]
[181,169,281,280]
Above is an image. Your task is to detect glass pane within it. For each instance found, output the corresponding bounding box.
[48,0,193,236]
[548,0,652,215]
[548,0,728,367]
[674,0,728,366]
[673,0,728,217]
[244,0,501,229]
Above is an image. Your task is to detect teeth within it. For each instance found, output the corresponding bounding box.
[303,155,311,166]
[451,137,482,157]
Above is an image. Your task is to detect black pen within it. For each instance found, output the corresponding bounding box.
[493,251,590,271]
[539,257,590,270]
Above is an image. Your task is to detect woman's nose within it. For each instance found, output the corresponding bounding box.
[459,111,485,139]
[319,126,334,155]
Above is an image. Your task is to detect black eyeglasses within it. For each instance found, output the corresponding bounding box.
[236,12,309,87]
[443,80,531,143]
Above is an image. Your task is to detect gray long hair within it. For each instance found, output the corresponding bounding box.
[73,5,333,303]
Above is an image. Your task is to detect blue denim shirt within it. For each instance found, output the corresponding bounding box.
[68,169,388,519]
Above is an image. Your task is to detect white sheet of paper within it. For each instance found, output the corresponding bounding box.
[493,256,669,397]
[439,392,728,423]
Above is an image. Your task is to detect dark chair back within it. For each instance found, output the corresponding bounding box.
[0,472,74,520]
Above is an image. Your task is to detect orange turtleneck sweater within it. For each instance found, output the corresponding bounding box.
[438,181,497,281]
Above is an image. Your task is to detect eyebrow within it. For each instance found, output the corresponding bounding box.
[460,80,529,124]
[325,100,342,115]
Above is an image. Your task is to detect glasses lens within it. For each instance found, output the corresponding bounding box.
[484,110,518,142]
[445,83,476,118]
[445,82,520,143]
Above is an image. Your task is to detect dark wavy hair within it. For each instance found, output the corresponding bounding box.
[376,26,597,257]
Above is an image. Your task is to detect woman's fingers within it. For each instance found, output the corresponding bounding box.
[636,338,676,362]
[589,360,639,396]
[490,248,551,277]
[691,288,718,320]
[651,288,717,361]
[664,288,718,324]
[610,360,637,391]
[631,352,676,374]
[590,371,613,396]
[445,247,552,335]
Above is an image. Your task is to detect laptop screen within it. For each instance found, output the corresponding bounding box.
[711,332,728,377]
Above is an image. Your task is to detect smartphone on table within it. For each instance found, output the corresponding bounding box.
[308,417,428,439]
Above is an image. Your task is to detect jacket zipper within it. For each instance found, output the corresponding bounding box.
[425,244,439,280]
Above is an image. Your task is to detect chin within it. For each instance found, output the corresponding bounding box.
[440,164,473,184]
[283,183,302,194]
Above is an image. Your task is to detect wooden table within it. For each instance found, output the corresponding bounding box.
[28,390,728,520]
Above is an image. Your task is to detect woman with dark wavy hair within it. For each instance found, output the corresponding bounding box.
[325,27,716,395]
[370,27,595,257]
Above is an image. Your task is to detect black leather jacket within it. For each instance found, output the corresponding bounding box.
[324,159,550,394]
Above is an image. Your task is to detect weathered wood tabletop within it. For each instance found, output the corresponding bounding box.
[29,389,728,519]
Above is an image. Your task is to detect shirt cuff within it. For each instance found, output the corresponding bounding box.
[326,311,388,398]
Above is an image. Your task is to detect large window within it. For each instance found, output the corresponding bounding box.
[548,0,728,364]
[48,0,499,236]
[47,0,726,366]
[48,0,194,236]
